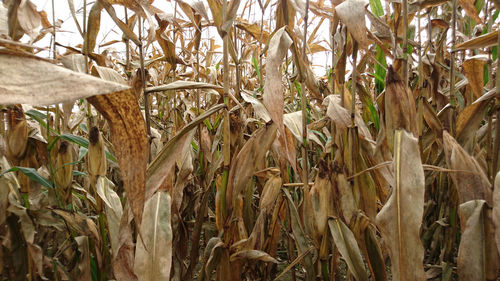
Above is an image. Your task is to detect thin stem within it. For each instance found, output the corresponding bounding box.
[124,7,130,75]
[51,0,56,59]
[450,0,457,106]
[402,0,408,85]
[138,15,151,162]
[301,0,310,193]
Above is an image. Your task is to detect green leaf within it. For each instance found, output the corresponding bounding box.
[375,46,387,94]
[73,170,87,177]
[252,55,262,82]
[48,133,117,163]
[0,167,53,188]
[369,0,384,17]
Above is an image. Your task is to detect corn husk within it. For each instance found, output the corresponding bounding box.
[6,106,28,160]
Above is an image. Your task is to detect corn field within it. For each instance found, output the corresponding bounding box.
[0,0,500,280]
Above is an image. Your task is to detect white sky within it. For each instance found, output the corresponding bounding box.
[28,0,334,76]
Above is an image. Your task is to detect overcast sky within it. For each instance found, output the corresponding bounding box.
[28,0,337,76]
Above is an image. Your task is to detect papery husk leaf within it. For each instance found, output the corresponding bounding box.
[134,191,173,281]
[226,122,277,212]
[0,50,130,105]
[88,89,148,227]
[493,172,500,259]
[284,189,316,280]
[263,26,291,144]
[463,55,487,100]
[75,236,91,281]
[442,131,492,205]
[375,130,426,281]
[457,200,500,281]
[328,217,369,281]
[384,66,418,151]
[95,176,123,258]
[335,0,370,49]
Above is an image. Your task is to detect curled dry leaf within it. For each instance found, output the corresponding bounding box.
[75,236,91,281]
[88,90,148,226]
[95,177,123,258]
[263,26,292,137]
[226,122,278,212]
[304,160,334,244]
[454,30,499,51]
[259,170,282,214]
[493,172,500,258]
[146,104,225,199]
[241,91,271,122]
[0,50,130,105]
[324,94,374,143]
[230,249,278,263]
[145,80,222,94]
[328,218,369,281]
[457,200,500,280]
[284,111,324,149]
[442,131,492,205]
[134,191,173,281]
[457,0,483,24]
[463,55,488,99]
[335,0,370,49]
[376,130,426,281]
[384,65,418,151]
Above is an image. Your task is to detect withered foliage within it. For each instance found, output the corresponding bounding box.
[0,0,499,280]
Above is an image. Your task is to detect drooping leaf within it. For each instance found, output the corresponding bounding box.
[0,50,130,105]
[95,176,123,258]
[328,218,369,281]
[454,30,499,50]
[442,131,492,205]
[457,200,500,280]
[145,80,222,94]
[147,104,225,199]
[75,236,92,281]
[226,122,278,212]
[493,172,500,257]
[463,55,488,99]
[134,191,173,281]
[375,130,426,280]
[458,0,483,23]
[0,166,53,188]
[335,0,370,49]
[263,26,292,138]
[230,250,278,263]
[283,189,316,281]
[88,90,148,226]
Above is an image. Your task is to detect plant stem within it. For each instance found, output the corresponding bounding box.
[402,0,408,85]
[301,0,310,192]
[138,15,151,162]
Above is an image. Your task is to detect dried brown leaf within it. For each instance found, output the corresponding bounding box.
[375,130,426,281]
[134,191,173,281]
[226,122,278,212]
[442,131,492,205]
[230,250,278,263]
[335,0,370,49]
[0,51,130,105]
[88,90,148,226]
[454,30,499,51]
[458,0,483,24]
[328,218,369,281]
[384,66,418,150]
[75,236,91,281]
[457,200,500,280]
[493,172,500,258]
[263,26,292,136]
[463,55,487,99]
